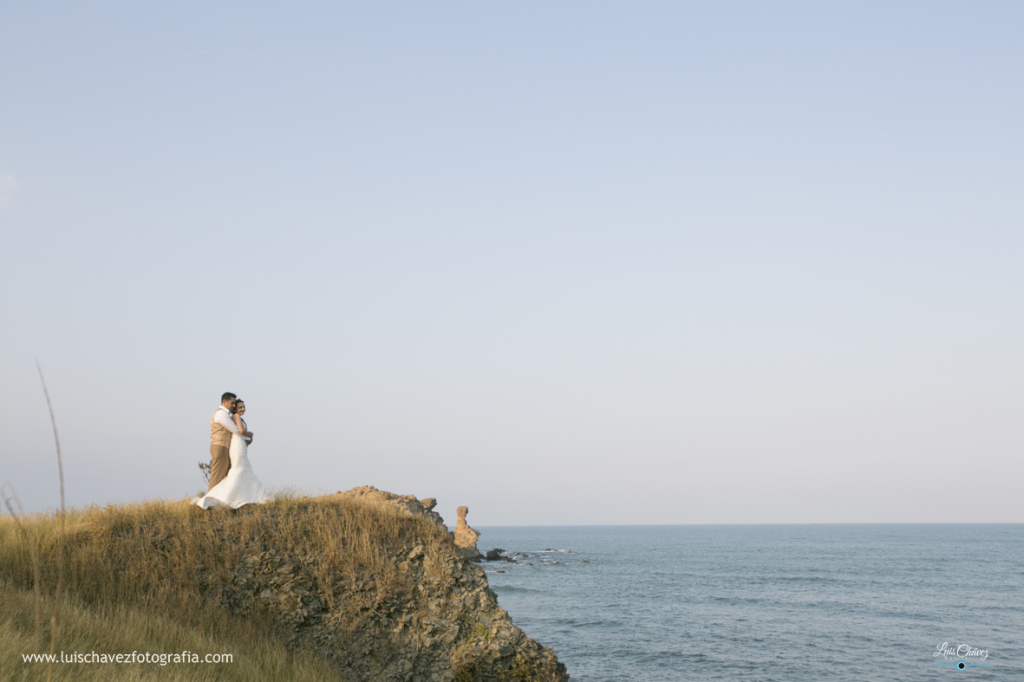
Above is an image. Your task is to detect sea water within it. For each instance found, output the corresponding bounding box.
[476,525,1024,681]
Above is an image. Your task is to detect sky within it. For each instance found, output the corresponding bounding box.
[1,2,1022,525]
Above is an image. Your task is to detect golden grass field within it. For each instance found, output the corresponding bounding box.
[0,494,456,682]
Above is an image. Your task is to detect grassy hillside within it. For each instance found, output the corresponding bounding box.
[1,581,345,682]
[0,494,566,682]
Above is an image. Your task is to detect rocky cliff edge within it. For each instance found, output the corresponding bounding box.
[216,486,568,681]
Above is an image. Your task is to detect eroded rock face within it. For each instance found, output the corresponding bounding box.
[213,488,570,681]
[453,506,482,561]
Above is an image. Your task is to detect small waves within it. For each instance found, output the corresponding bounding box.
[480,524,1024,681]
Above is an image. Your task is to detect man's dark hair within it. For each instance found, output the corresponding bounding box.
[221,392,237,403]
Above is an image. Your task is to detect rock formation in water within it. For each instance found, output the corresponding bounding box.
[453,505,482,561]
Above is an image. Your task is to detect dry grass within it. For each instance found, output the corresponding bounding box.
[0,494,455,681]
[0,580,347,682]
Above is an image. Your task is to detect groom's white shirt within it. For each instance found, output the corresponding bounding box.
[213,406,241,435]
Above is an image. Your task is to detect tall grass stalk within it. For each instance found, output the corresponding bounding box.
[35,361,65,682]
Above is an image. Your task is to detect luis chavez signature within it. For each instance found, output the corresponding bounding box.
[934,643,989,661]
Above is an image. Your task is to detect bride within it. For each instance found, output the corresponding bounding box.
[196,399,271,510]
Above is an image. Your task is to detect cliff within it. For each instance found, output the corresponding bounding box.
[0,488,568,682]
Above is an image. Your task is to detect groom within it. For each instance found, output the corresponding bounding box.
[208,392,251,491]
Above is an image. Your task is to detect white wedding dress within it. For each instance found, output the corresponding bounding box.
[195,432,271,510]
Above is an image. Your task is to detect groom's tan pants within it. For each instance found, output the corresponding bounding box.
[209,445,231,491]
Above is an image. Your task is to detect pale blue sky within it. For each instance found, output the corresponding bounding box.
[2,2,1022,524]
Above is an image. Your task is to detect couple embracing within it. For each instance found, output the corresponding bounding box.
[195,392,271,510]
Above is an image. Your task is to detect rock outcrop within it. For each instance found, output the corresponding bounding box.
[0,487,568,682]
[334,485,446,529]
[453,506,482,561]
[207,486,568,681]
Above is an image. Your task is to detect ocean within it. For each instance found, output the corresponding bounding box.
[475,525,1024,681]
